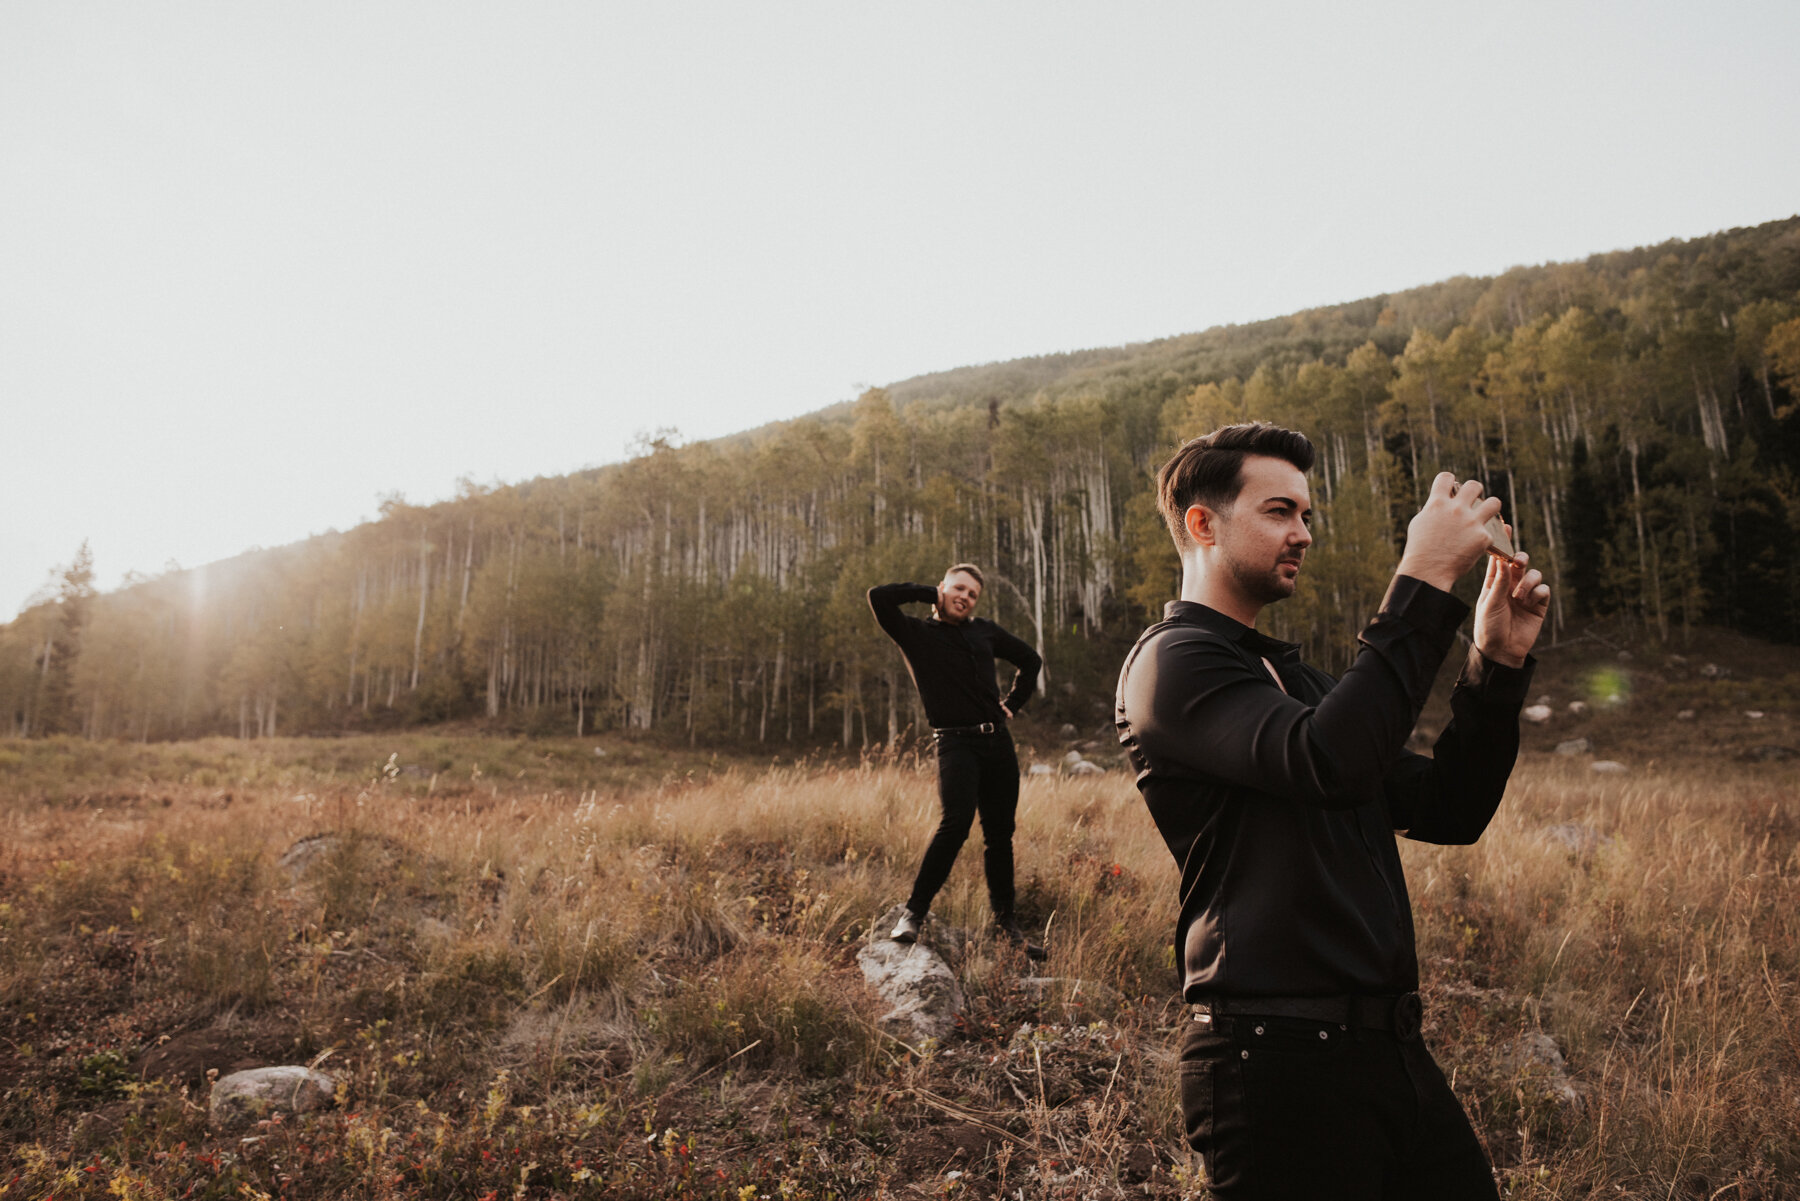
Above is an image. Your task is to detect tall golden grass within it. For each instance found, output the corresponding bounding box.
[1,737,1796,1198]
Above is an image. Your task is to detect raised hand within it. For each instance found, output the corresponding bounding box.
[1473,542,1551,668]
[1396,473,1506,591]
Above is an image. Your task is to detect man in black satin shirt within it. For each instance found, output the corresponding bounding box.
[1115,423,1549,1200]
[869,564,1045,958]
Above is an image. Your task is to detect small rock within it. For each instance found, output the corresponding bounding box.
[1028,764,1054,777]
[1676,709,1695,720]
[210,1067,336,1132]
[1567,701,1589,716]
[593,746,607,756]
[1068,760,1104,776]
[1555,738,1591,756]
[1604,693,1624,706]
[1666,654,1688,667]
[1700,663,1721,678]
[1062,750,1085,767]
[1059,723,1078,738]
[1534,694,1554,706]
[1507,1032,1580,1110]
[1616,650,1632,662]
[1591,760,1628,774]
[1522,705,1553,724]
[277,834,340,877]
[1745,710,1766,720]
[1542,823,1609,857]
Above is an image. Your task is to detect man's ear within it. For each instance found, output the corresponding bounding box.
[1184,504,1219,548]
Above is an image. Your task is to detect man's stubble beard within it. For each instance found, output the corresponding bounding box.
[1224,546,1299,609]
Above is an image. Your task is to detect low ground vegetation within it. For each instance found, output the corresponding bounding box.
[2,722,1798,1198]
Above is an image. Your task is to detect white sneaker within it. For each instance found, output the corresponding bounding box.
[891,909,923,943]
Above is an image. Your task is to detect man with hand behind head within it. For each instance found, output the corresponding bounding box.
[1115,423,1549,1199]
[869,563,1046,960]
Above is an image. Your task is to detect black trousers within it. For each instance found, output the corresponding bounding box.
[905,731,1019,918]
[1179,1013,1499,1200]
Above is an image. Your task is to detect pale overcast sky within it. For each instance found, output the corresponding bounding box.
[4,2,1798,616]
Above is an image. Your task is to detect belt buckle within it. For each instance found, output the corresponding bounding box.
[1392,992,1423,1040]
[979,722,995,734]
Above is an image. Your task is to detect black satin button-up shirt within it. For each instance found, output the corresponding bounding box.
[1115,575,1533,1000]
[868,583,1041,729]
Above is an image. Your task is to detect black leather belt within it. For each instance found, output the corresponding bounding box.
[933,722,1000,736]
[1191,992,1424,1040]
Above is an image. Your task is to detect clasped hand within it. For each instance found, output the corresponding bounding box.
[1398,472,1550,668]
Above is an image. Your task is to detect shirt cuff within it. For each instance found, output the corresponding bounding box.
[1379,574,1471,640]
[1455,644,1537,706]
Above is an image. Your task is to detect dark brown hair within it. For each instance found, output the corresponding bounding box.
[1156,422,1315,549]
[944,562,985,587]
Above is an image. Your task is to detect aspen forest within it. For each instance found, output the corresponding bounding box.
[8,216,1800,746]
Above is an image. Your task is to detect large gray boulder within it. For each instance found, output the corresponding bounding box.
[858,909,965,1043]
[210,1066,337,1131]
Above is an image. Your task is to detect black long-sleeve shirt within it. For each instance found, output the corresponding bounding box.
[1114,575,1533,1000]
[868,583,1042,728]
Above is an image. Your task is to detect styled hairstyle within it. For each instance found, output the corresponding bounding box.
[1156,422,1315,549]
[944,562,985,588]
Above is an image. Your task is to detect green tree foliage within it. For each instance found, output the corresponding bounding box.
[6,216,1800,741]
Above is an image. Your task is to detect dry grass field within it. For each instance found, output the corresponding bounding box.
[2,725,1798,1199]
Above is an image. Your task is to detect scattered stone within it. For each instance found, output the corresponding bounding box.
[1616,650,1632,662]
[1591,760,1628,774]
[1700,663,1722,678]
[1059,723,1078,738]
[1666,654,1688,667]
[593,746,607,756]
[278,832,401,882]
[1745,710,1766,720]
[1068,760,1105,776]
[1062,750,1085,767]
[859,908,965,1042]
[209,1066,336,1132]
[277,834,341,877]
[1604,693,1624,706]
[1506,1032,1580,1110]
[1542,823,1610,857]
[1522,704,1553,724]
[1555,738,1591,756]
[1676,709,1695,721]
[1028,764,1054,777]
[1567,701,1589,716]
[1534,695,1553,706]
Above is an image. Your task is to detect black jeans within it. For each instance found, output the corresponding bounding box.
[905,731,1020,918]
[1179,1012,1499,1200]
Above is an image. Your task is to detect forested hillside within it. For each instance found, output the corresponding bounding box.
[7,217,1800,744]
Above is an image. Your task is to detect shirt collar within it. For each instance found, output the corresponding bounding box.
[1161,599,1302,663]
